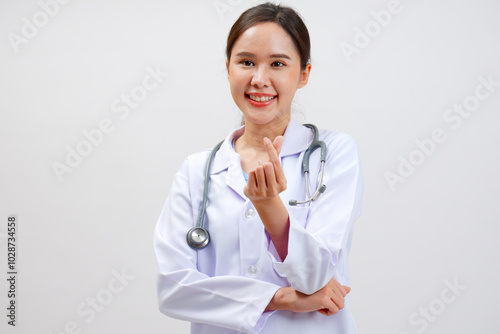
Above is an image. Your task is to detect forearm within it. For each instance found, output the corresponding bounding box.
[264,287,295,312]
[265,286,325,313]
[252,196,290,260]
[265,277,351,315]
[157,267,280,332]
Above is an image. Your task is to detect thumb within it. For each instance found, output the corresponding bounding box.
[273,136,284,156]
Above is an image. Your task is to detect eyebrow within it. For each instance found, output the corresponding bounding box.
[235,52,292,60]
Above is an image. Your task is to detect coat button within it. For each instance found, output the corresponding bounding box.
[245,208,256,219]
[248,265,258,277]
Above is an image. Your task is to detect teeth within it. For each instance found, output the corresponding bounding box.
[249,95,275,102]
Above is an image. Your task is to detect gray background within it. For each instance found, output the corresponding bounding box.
[1,0,499,333]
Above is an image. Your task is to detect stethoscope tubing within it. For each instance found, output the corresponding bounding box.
[197,140,224,229]
[187,124,327,249]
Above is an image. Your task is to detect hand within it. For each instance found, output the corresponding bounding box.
[243,136,287,203]
[312,276,351,316]
[266,276,351,316]
[242,136,290,260]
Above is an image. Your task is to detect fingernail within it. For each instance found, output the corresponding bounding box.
[263,137,270,145]
[258,159,263,165]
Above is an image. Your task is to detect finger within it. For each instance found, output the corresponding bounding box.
[318,308,328,316]
[255,165,266,189]
[262,162,278,192]
[272,135,284,156]
[264,137,286,186]
[329,280,346,309]
[264,137,280,165]
[245,170,257,193]
[318,308,332,316]
[343,286,351,294]
[332,278,348,297]
[326,302,339,315]
[329,290,344,310]
[273,136,286,184]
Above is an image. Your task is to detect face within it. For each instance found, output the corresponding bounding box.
[226,22,311,128]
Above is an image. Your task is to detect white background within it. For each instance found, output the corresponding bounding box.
[1,0,499,333]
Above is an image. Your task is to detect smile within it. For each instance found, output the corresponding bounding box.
[246,94,277,102]
[245,93,277,107]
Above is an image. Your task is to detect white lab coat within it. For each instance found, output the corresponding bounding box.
[154,118,363,334]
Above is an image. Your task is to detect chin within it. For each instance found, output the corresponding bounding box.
[243,113,289,127]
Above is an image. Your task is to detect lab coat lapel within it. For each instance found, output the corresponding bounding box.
[225,151,247,200]
[209,126,248,200]
[207,118,312,200]
[280,118,312,158]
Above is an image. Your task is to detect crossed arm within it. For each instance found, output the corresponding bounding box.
[243,136,350,316]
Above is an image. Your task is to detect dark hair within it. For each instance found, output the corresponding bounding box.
[226,2,311,70]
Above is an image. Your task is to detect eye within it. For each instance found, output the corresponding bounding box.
[271,61,286,67]
[239,60,254,66]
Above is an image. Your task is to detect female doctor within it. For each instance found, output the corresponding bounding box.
[154,3,363,333]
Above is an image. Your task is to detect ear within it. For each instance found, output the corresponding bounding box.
[297,63,312,89]
[226,59,230,79]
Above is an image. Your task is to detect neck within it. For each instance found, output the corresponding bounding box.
[237,115,290,151]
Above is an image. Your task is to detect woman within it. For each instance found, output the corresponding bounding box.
[154,3,363,333]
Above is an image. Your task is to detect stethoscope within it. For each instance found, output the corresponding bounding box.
[186,124,327,249]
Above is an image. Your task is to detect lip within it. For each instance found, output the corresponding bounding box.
[245,92,277,107]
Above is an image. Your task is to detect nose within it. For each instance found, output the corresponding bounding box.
[251,65,271,88]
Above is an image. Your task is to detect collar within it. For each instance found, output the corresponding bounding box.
[210,117,313,175]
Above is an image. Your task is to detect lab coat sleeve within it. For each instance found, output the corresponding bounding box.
[271,133,363,295]
[154,156,280,334]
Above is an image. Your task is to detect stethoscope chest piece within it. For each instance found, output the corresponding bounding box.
[186,227,210,249]
[186,124,326,249]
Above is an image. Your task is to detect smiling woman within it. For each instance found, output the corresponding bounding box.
[227,22,310,133]
[154,3,363,334]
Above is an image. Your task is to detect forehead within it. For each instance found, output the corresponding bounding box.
[231,22,299,58]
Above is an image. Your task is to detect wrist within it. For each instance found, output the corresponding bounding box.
[267,287,295,312]
[250,196,290,260]
[251,195,282,209]
[251,196,287,224]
